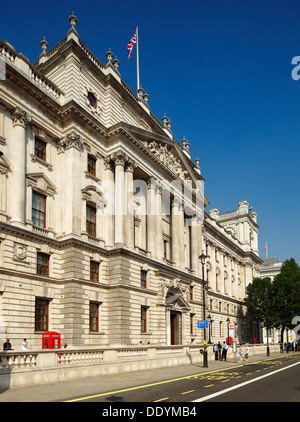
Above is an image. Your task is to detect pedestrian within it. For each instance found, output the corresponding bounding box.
[218,341,222,360]
[137,341,142,347]
[213,343,218,360]
[221,341,228,361]
[245,344,249,361]
[3,339,12,350]
[280,342,283,353]
[239,344,244,361]
[21,338,30,350]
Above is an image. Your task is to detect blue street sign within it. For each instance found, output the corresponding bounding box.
[197,320,208,329]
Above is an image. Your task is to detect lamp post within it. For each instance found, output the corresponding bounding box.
[199,251,208,367]
[265,288,270,357]
[226,317,230,345]
[207,314,212,344]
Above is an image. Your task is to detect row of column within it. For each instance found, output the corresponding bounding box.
[103,151,202,275]
[6,105,203,276]
[205,242,247,300]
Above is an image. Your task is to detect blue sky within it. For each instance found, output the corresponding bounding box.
[2,0,300,264]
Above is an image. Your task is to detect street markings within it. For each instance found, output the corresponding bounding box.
[193,360,300,402]
[65,354,300,402]
[153,397,169,402]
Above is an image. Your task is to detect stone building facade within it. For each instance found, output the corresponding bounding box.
[0,14,263,349]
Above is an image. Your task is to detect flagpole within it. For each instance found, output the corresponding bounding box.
[136,26,140,92]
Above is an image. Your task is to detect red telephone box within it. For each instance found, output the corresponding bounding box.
[42,332,61,349]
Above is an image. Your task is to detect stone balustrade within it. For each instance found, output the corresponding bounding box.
[0,343,281,390]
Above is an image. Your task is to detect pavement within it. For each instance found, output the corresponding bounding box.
[0,351,291,402]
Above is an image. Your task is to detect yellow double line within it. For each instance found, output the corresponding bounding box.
[65,355,293,402]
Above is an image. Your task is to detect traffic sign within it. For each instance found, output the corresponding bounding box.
[197,320,208,329]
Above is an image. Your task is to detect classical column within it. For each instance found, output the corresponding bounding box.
[147,178,156,257]
[125,159,135,249]
[191,214,199,275]
[114,151,125,246]
[171,197,182,266]
[10,107,30,226]
[0,169,7,221]
[103,156,115,247]
[155,185,163,260]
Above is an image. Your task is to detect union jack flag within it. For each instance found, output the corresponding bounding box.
[127,33,136,59]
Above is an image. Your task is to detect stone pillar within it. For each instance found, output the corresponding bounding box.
[171,197,184,267]
[114,151,125,246]
[210,245,216,291]
[125,159,135,249]
[191,214,199,275]
[0,169,7,220]
[103,156,115,247]
[59,131,84,236]
[155,185,163,260]
[10,107,30,226]
[147,179,156,257]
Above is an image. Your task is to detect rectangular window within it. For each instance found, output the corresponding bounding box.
[35,298,49,331]
[190,286,194,300]
[90,261,99,282]
[141,270,147,288]
[163,240,168,259]
[190,313,194,334]
[34,137,46,161]
[141,306,147,333]
[37,253,49,276]
[87,155,96,176]
[89,302,99,332]
[86,204,96,237]
[32,191,46,228]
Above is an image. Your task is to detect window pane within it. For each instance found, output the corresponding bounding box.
[141,271,147,288]
[32,192,46,228]
[86,205,96,237]
[141,306,147,333]
[89,303,98,332]
[88,155,96,176]
[37,253,49,276]
[90,261,99,282]
[35,299,49,331]
[34,137,46,161]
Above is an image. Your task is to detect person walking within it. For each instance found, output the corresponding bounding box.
[239,344,244,361]
[218,342,222,360]
[245,344,250,362]
[213,343,218,360]
[221,341,228,361]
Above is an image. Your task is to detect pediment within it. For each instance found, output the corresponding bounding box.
[0,154,11,175]
[165,292,190,312]
[26,172,57,196]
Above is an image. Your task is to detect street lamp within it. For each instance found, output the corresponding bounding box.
[226,317,230,345]
[199,251,208,367]
[265,288,270,357]
[207,314,212,344]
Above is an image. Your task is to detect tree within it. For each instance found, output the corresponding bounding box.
[272,258,300,342]
[244,277,274,330]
